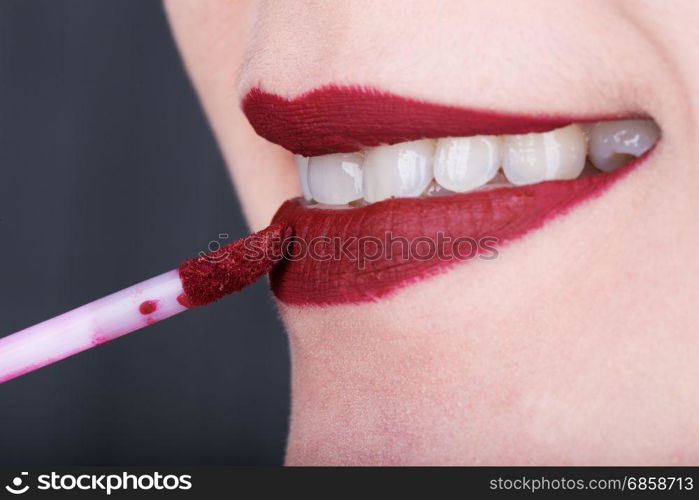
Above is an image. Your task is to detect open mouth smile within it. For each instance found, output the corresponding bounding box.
[242,86,660,305]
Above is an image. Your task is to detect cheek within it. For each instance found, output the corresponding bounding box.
[166,0,301,230]
[224,136,300,230]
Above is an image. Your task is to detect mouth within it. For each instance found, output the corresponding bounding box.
[242,86,660,305]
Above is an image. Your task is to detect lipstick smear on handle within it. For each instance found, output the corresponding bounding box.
[0,224,287,384]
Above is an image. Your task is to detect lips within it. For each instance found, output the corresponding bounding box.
[242,86,655,305]
[243,85,635,157]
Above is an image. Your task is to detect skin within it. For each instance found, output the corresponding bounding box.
[165,0,699,464]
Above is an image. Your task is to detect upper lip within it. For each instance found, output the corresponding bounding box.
[242,84,646,156]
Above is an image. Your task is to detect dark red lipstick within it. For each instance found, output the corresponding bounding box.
[242,85,635,157]
[242,86,653,305]
[271,157,644,305]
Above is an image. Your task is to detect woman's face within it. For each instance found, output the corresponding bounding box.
[165,0,699,464]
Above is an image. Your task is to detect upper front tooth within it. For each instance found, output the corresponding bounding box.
[434,135,501,192]
[502,124,586,185]
[588,119,660,172]
[362,139,435,203]
[307,152,363,204]
[295,155,312,200]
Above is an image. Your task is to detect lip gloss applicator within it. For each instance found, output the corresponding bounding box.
[0,223,288,384]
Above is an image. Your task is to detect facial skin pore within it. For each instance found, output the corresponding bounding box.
[165,0,699,464]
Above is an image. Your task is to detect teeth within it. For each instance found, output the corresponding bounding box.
[588,119,660,172]
[502,124,586,185]
[434,135,501,192]
[296,119,660,207]
[363,139,435,203]
[307,152,363,205]
[295,155,312,200]
[424,180,455,197]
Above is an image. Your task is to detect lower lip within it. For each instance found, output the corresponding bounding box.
[270,154,648,305]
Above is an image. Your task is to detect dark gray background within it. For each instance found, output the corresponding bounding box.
[0,0,290,465]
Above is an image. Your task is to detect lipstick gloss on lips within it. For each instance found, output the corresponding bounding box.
[242,85,645,157]
[243,85,656,305]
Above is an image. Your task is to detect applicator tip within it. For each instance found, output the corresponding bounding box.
[178,223,288,307]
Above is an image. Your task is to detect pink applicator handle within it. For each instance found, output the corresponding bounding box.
[0,270,187,383]
[0,223,287,384]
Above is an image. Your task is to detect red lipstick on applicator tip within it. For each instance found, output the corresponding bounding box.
[0,223,289,384]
